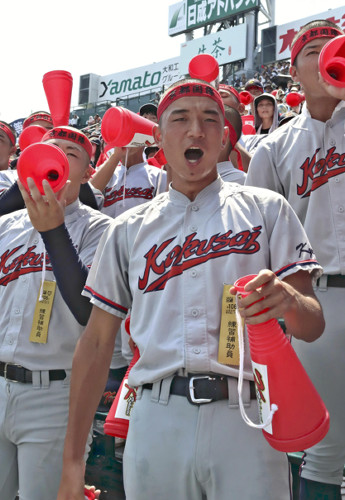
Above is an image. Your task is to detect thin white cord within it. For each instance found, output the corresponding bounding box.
[122,148,129,206]
[236,294,278,429]
[156,166,164,195]
[39,247,46,302]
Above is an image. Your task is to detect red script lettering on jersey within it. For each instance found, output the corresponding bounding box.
[0,245,52,286]
[139,227,262,293]
[297,147,345,198]
[104,186,155,207]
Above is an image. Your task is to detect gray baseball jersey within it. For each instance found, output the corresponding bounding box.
[245,101,345,274]
[0,169,17,193]
[101,161,167,219]
[83,177,321,387]
[217,160,246,184]
[0,200,112,370]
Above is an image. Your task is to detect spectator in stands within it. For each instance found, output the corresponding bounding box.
[275,88,285,103]
[264,82,274,93]
[94,114,101,125]
[245,79,264,98]
[69,114,80,128]
[254,93,279,135]
[87,115,95,127]
[139,103,158,124]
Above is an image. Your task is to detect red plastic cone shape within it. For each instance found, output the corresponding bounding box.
[241,114,255,134]
[101,107,156,148]
[188,54,219,83]
[42,70,73,127]
[234,274,330,452]
[286,92,303,107]
[84,487,96,500]
[319,35,345,87]
[242,124,256,135]
[104,347,140,438]
[17,142,69,195]
[239,91,254,105]
[19,125,47,152]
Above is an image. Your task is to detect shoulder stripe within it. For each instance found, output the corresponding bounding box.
[84,286,128,314]
[275,259,320,277]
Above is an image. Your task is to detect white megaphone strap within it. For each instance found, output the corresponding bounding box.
[235,294,278,429]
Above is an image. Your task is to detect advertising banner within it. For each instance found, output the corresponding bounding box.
[179,23,247,75]
[98,58,181,102]
[169,0,258,36]
[276,7,345,61]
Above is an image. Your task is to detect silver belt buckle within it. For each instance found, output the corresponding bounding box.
[3,363,22,383]
[189,375,214,404]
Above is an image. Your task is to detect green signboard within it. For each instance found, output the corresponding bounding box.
[186,0,259,30]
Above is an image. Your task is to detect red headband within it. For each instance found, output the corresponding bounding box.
[219,84,241,103]
[224,118,243,171]
[42,126,93,159]
[0,122,16,146]
[224,119,238,149]
[157,82,225,120]
[23,113,53,130]
[291,26,343,65]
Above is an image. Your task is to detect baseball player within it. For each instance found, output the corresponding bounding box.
[245,19,345,499]
[218,84,252,172]
[90,144,167,219]
[0,126,112,500]
[57,78,324,500]
[217,105,246,184]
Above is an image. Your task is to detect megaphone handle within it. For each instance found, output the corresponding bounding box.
[235,296,278,430]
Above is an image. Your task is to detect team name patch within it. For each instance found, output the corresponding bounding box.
[297,147,345,198]
[139,226,262,293]
[104,186,155,207]
[0,245,52,286]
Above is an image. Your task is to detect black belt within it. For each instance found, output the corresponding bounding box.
[0,362,66,384]
[317,274,345,288]
[143,375,256,405]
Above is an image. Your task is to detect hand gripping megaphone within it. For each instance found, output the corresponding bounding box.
[234,274,329,452]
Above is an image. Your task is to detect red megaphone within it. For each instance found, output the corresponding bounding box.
[285,92,304,107]
[188,54,219,83]
[319,35,345,87]
[101,107,156,149]
[84,487,96,500]
[104,316,140,439]
[241,114,255,134]
[19,125,47,151]
[234,274,329,452]
[17,142,69,195]
[242,124,256,135]
[239,91,254,105]
[42,70,73,127]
